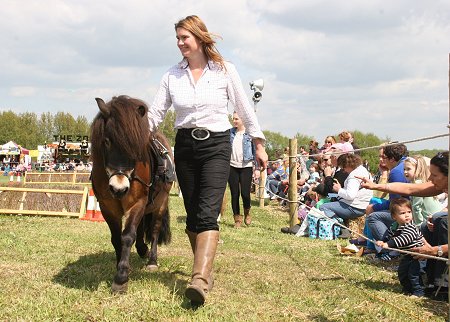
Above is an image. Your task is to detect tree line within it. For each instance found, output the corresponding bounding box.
[0,110,438,172]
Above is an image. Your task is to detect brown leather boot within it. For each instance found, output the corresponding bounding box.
[185,230,219,305]
[185,229,214,292]
[233,214,243,228]
[244,208,252,226]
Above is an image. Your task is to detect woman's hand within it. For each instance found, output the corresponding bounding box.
[253,139,268,171]
[323,165,333,177]
[332,181,341,192]
[410,240,436,259]
[426,215,434,232]
[356,176,376,190]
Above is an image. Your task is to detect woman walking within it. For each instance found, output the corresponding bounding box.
[148,15,267,306]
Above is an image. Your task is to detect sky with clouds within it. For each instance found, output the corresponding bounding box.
[1,0,449,150]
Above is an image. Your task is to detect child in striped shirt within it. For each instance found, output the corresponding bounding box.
[376,198,426,296]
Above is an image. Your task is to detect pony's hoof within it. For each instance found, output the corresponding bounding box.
[144,264,159,272]
[111,281,128,294]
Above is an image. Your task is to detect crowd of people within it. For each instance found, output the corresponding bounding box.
[35,160,92,172]
[254,132,448,301]
[1,156,92,176]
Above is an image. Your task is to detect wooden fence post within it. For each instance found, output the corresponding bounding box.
[289,139,298,228]
[259,169,266,208]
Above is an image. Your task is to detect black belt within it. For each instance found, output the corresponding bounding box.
[177,128,229,141]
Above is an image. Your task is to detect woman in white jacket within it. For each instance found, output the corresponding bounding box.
[319,153,373,220]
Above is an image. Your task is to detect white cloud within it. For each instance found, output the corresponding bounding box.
[9,86,37,97]
[0,0,448,150]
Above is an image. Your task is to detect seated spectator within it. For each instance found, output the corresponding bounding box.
[376,198,425,296]
[331,131,354,153]
[362,159,370,172]
[360,151,449,300]
[266,159,287,199]
[322,148,348,200]
[320,135,336,153]
[319,153,373,237]
[309,183,331,209]
[299,145,309,156]
[308,140,320,161]
[366,144,409,259]
[403,155,444,226]
[281,183,330,235]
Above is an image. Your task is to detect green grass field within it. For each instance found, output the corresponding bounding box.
[0,189,448,321]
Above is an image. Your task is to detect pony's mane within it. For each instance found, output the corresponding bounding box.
[91,96,151,162]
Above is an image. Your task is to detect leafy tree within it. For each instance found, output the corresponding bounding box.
[0,110,20,144]
[158,109,176,146]
[263,130,290,160]
[351,130,387,174]
[74,115,91,138]
[53,112,78,142]
[38,112,55,145]
[16,112,40,148]
[294,132,315,153]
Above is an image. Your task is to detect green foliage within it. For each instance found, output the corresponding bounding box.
[158,110,176,146]
[351,130,386,174]
[0,111,91,149]
[0,110,20,145]
[294,132,315,150]
[263,130,289,159]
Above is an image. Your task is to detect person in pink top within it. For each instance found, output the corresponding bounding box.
[331,131,354,153]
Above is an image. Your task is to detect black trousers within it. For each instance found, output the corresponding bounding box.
[425,215,448,287]
[228,166,253,215]
[174,129,231,233]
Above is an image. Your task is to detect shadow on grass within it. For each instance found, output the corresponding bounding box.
[53,251,188,294]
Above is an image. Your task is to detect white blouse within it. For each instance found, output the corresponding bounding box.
[148,59,265,140]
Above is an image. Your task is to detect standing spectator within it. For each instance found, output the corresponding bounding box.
[228,112,256,228]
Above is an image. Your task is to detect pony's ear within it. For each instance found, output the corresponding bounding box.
[95,98,110,117]
[137,105,146,117]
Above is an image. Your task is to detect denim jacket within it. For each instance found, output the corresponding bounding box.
[230,127,255,162]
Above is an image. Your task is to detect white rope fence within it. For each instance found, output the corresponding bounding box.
[265,131,450,162]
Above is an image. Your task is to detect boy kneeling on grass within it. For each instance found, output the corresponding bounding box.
[376,198,426,297]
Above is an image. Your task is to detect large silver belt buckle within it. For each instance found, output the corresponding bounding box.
[191,128,210,141]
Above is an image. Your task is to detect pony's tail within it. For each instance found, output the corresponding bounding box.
[144,210,172,245]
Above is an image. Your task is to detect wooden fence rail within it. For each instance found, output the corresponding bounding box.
[24,172,91,185]
[0,186,89,218]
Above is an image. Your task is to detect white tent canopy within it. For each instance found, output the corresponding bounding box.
[1,141,20,155]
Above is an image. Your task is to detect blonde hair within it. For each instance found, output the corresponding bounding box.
[325,136,336,144]
[175,15,225,69]
[405,155,430,183]
[338,131,352,142]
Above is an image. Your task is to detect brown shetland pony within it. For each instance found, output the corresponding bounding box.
[90,96,173,293]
